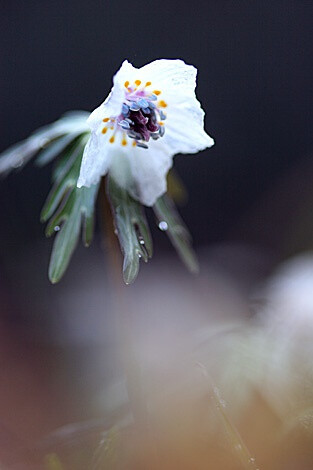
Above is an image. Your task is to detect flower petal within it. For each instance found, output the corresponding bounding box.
[77,131,112,187]
[128,142,173,207]
[87,60,138,131]
[139,59,197,95]
[163,95,214,154]
[107,141,172,207]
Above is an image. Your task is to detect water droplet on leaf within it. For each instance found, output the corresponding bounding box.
[158,221,168,231]
[12,159,24,168]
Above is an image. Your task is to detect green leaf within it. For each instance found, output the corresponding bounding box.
[0,111,89,175]
[35,133,84,167]
[153,195,199,273]
[106,176,153,285]
[41,135,99,284]
[48,185,98,283]
[41,137,86,224]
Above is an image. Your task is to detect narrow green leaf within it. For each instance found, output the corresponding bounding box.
[48,185,99,283]
[40,141,85,223]
[106,176,153,285]
[0,111,89,175]
[40,134,99,283]
[153,195,199,273]
[35,133,80,167]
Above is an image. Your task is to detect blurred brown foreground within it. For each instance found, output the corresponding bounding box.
[0,244,313,469]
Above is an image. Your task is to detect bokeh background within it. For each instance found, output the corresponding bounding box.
[0,1,313,468]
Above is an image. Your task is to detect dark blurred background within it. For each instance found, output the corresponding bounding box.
[1,0,313,252]
[0,1,313,468]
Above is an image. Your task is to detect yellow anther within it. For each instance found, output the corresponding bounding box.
[132,141,137,147]
[145,81,152,87]
[109,136,115,143]
[121,137,127,146]
[124,81,129,88]
[159,100,167,108]
[153,90,161,95]
[159,121,164,126]
[102,127,107,134]
[135,80,141,86]
[103,117,110,122]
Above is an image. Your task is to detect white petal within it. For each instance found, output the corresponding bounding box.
[163,95,214,154]
[77,132,112,187]
[107,141,172,207]
[107,146,135,195]
[128,142,173,206]
[87,85,124,131]
[87,60,141,131]
[139,59,197,94]
[112,60,138,87]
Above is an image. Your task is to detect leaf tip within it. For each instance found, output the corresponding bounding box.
[49,275,59,285]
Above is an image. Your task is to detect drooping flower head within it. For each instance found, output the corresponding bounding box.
[77,59,214,206]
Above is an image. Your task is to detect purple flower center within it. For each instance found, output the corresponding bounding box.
[117,94,166,149]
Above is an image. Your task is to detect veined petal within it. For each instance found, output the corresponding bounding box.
[113,60,138,88]
[106,141,173,207]
[87,61,138,131]
[87,82,124,131]
[77,131,112,187]
[163,97,214,154]
[128,142,173,207]
[139,59,197,94]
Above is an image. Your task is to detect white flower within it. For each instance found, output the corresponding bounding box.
[77,59,214,206]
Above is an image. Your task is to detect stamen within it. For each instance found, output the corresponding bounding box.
[129,102,140,111]
[109,81,168,150]
[160,111,167,120]
[136,142,149,149]
[138,98,149,108]
[102,127,108,134]
[118,120,130,129]
[122,104,129,116]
